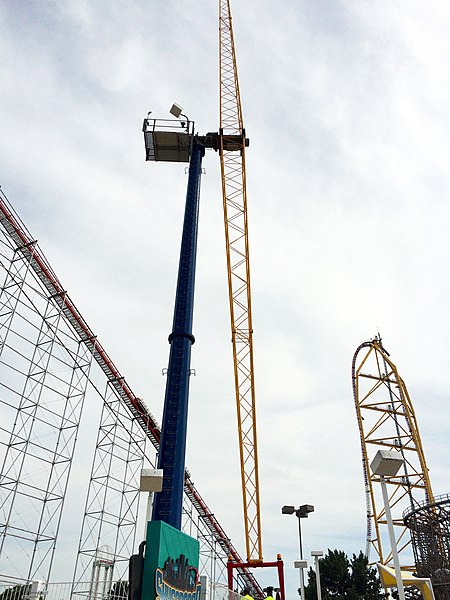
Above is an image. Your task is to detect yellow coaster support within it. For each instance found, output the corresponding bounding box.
[352,337,434,568]
[377,563,436,600]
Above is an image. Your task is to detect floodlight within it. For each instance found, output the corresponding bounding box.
[281,505,295,515]
[370,450,404,477]
[140,468,163,492]
[170,103,183,118]
[298,504,314,518]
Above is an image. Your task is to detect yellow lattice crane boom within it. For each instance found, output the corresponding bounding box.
[218,0,262,564]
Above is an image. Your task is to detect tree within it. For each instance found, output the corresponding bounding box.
[304,549,383,600]
[350,551,382,600]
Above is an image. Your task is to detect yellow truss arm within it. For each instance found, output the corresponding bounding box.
[219,0,263,563]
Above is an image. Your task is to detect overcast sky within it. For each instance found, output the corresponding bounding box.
[1,0,450,595]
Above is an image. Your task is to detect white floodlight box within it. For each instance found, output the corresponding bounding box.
[370,450,404,477]
[140,468,164,492]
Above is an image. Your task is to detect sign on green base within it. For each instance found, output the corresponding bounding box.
[141,520,201,600]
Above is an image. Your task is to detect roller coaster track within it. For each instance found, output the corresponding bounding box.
[0,187,262,596]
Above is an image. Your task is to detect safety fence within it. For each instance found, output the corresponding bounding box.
[0,579,242,600]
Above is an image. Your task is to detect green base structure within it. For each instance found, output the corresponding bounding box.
[141,520,201,600]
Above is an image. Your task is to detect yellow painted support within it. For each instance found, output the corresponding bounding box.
[352,338,434,568]
[377,564,435,600]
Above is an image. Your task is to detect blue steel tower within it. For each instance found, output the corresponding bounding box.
[143,114,204,529]
[142,112,246,530]
[152,139,204,528]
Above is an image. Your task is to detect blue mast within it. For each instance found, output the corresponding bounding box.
[151,138,205,528]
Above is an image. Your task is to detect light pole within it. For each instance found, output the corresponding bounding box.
[139,468,163,536]
[370,450,406,600]
[311,551,323,600]
[294,560,308,600]
[282,504,315,600]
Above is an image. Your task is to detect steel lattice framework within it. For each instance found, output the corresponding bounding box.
[72,381,148,589]
[219,0,262,564]
[0,188,262,594]
[403,494,450,600]
[0,222,93,583]
[352,337,434,570]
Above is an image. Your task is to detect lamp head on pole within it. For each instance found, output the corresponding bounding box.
[370,450,404,477]
[139,468,163,492]
[169,103,183,118]
[282,505,295,515]
[298,504,315,518]
[282,504,315,518]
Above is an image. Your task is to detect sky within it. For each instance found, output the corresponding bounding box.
[1,0,450,596]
